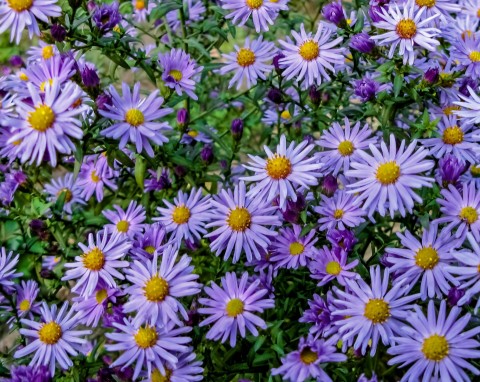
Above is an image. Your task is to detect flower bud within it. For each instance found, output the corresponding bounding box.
[267,88,283,104]
[349,32,375,53]
[231,118,244,141]
[322,2,345,25]
[272,53,285,74]
[81,66,100,87]
[321,174,338,196]
[447,287,466,306]
[51,24,66,42]
[9,55,24,67]
[177,108,189,127]
[308,86,321,105]
[423,67,439,84]
[96,93,112,111]
[201,144,214,165]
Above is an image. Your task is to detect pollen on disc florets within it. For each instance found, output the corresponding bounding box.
[364,298,390,324]
[226,298,244,317]
[227,207,252,231]
[237,48,256,67]
[396,19,417,39]
[28,105,55,132]
[125,108,145,127]
[266,154,292,180]
[376,161,401,185]
[299,40,320,61]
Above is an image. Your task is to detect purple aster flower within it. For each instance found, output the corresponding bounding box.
[461,163,480,189]
[93,2,121,32]
[132,0,155,23]
[9,55,24,67]
[281,192,306,224]
[454,86,480,125]
[221,0,287,33]
[316,118,377,176]
[346,134,434,218]
[99,82,173,156]
[7,81,86,167]
[165,0,205,32]
[279,22,344,87]
[371,0,440,65]
[81,65,100,88]
[309,246,359,286]
[299,292,335,336]
[103,201,146,238]
[385,225,462,300]
[452,35,480,80]
[327,229,357,253]
[270,224,318,269]
[242,135,321,210]
[158,49,203,100]
[15,280,40,319]
[447,286,466,306]
[23,56,75,94]
[140,351,203,382]
[321,174,338,196]
[0,0,60,44]
[144,169,171,192]
[412,0,460,21]
[14,302,91,376]
[44,173,85,214]
[180,128,213,145]
[421,115,480,164]
[322,2,345,25]
[77,157,118,202]
[271,335,346,382]
[27,41,59,61]
[73,283,119,327]
[315,190,365,231]
[7,365,51,382]
[349,32,375,53]
[154,188,211,244]
[62,231,131,297]
[123,246,201,326]
[105,319,191,380]
[131,223,168,260]
[199,271,274,347]
[438,154,467,186]
[332,266,419,355]
[388,300,480,381]
[0,248,21,287]
[353,77,382,102]
[205,181,281,263]
[423,67,439,84]
[434,183,480,241]
[104,305,126,328]
[459,77,478,97]
[219,36,276,90]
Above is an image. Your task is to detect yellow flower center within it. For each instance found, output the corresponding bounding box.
[172,205,191,224]
[289,241,305,256]
[246,0,263,9]
[236,48,256,67]
[443,105,461,116]
[226,298,244,317]
[470,51,480,62]
[325,261,341,275]
[7,0,33,12]
[28,104,55,132]
[95,289,108,303]
[42,45,55,60]
[135,0,145,10]
[169,69,183,81]
[116,220,130,233]
[113,25,122,33]
[40,79,54,92]
[38,321,62,344]
[376,161,401,185]
[56,188,73,203]
[151,369,172,382]
[134,325,158,349]
[280,110,291,120]
[338,140,354,156]
[442,125,464,145]
[82,247,105,271]
[227,207,252,231]
[91,170,101,183]
[346,18,352,25]
[422,334,449,361]
[470,165,480,177]
[459,206,478,224]
[19,72,29,81]
[19,299,31,311]
[415,0,435,7]
[266,154,292,180]
[300,347,318,365]
[299,40,319,61]
[333,209,344,219]
[415,246,439,270]
[396,19,417,39]
[125,108,145,127]
[364,298,390,324]
[144,245,156,254]
[144,275,169,302]
[187,130,198,138]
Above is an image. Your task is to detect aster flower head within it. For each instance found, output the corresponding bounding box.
[165,0,205,32]
[99,82,173,157]
[438,154,467,186]
[205,181,281,264]
[434,182,480,241]
[270,224,318,269]
[154,188,211,244]
[123,246,201,326]
[144,168,171,192]
[141,351,203,382]
[271,335,347,382]
[388,299,480,382]
[7,365,51,382]
[452,35,480,80]
[279,22,344,87]
[371,0,440,65]
[73,283,119,327]
[93,1,121,32]
[454,86,480,125]
[199,271,274,347]
[316,190,366,231]
[332,266,419,355]
[0,0,61,44]
[0,248,21,287]
[221,0,288,33]
[132,0,155,23]
[62,231,131,297]
[309,246,359,286]
[327,228,357,253]
[352,77,387,102]
[8,81,86,167]
[316,118,377,176]
[386,225,462,300]
[16,280,41,319]
[219,36,276,90]
[242,135,321,210]
[346,134,435,218]
[76,154,119,202]
[103,201,146,238]
[105,319,191,380]
[14,302,91,376]
[299,292,335,336]
[350,32,376,53]
[27,41,58,62]
[44,173,85,214]
[158,49,203,100]
[131,223,168,260]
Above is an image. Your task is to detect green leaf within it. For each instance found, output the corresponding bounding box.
[394,73,404,97]
[106,53,130,69]
[150,0,181,19]
[134,155,146,190]
[115,150,135,167]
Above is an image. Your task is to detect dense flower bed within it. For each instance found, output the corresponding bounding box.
[1,0,480,381]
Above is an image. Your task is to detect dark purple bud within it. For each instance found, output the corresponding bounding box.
[267,88,283,104]
[81,66,100,87]
[97,367,115,382]
[308,86,321,105]
[177,108,189,127]
[10,366,52,382]
[322,2,345,25]
[322,174,338,196]
[9,55,24,67]
[174,165,187,177]
[459,77,478,97]
[303,134,315,145]
[201,144,214,165]
[447,287,466,306]
[272,53,285,74]
[30,219,46,235]
[50,24,66,42]
[439,154,466,186]
[349,32,375,53]
[93,2,121,33]
[423,67,439,84]
[11,170,27,185]
[96,93,112,110]
[327,229,357,253]
[113,366,134,381]
[40,269,55,279]
[368,4,386,22]
[321,92,330,104]
[353,78,379,102]
[379,252,395,268]
[231,118,244,141]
